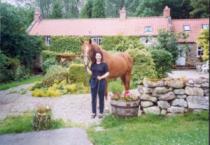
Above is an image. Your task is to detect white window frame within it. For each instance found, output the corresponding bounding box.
[144,26,152,33]
[91,36,102,45]
[197,46,203,57]
[183,25,191,31]
[45,36,51,46]
[202,24,209,29]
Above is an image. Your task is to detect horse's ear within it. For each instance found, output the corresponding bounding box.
[88,39,92,44]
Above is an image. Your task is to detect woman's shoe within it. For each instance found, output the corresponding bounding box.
[91,113,96,119]
[98,113,103,119]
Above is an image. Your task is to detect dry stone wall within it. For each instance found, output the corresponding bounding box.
[138,77,209,115]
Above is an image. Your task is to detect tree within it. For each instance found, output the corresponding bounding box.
[135,0,192,19]
[51,0,63,18]
[80,0,93,18]
[0,3,43,74]
[190,0,209,18]
[36,0,52,18]
[156,29,179,64]
[104,0,140,17]
[197,29,209,61]
[92,0,105,18]
[63,0,79,18]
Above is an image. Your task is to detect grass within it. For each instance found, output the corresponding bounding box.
[0,112,70,135]
[0,75,43,90]
[88,111,209,145]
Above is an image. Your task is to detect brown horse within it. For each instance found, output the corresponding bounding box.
[81,39,133,98]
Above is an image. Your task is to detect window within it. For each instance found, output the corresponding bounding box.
[183,25,190,31]
[91,37,102,45]
[197,46,203,57]
[45,36,51,46]
[202,24,209,29]
[144,26,152,32]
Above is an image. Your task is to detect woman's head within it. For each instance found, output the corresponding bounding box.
[93,51,103,64]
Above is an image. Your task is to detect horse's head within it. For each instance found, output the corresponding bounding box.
[81,39,93,66]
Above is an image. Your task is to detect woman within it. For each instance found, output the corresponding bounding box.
[86,51,109,118]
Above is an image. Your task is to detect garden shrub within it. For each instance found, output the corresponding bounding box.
[114,37,144,52]
[14,65,30,80]
[42,65,68,87]
[126,48,157,86]
[42,50,57,61]
[149,49,173,78]
[42,57,58,73]
[32,105,52,130]
[156,29,179,63]
[102,36,141,51]
[0,53,20,82]
[109,80,123,95]
[50,36,82,54]
[31,80,89,97]
[69,63,90,84]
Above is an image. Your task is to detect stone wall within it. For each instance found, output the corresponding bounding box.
[138,77,209,115]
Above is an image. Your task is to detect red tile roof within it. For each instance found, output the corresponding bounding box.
[172,18,209,43]
[27,16,209,43]
[27,16,169,36]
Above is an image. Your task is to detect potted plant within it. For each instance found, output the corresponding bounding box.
[109,81,140,117]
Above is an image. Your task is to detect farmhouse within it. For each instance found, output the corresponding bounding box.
[27,6,209,67]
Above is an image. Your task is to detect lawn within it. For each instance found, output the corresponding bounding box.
[88,111,209,145]
[0,112,68,134]
[0,75,43,90]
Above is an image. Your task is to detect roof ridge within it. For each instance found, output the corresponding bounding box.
[39,16,165,21]
[172,18,209,21]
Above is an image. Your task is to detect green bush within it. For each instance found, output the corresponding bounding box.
[126,48,157,86]
[42,57,58,73]
[102,36,141,51]
[114,37,144,52]
[14,65,30,81]
[149,49,173,78]
[156,29,179,63]
[69,63,90,85]
[0,53,20,83]
[50,36,82,54]
[109,80,123,95]
[42,50,58,61]
[42,65,68,87]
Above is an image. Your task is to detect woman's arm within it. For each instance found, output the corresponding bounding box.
[98,72,109,80]
[86,66,92,75]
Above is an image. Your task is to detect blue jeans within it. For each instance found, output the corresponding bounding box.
[89,78,106,114]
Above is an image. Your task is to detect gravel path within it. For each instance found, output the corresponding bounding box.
[0,128,93,145]
[0,83,106,126]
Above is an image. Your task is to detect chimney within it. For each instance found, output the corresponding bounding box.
[163,6,170,18]
[34,7,41,22]
[119,6,127,20]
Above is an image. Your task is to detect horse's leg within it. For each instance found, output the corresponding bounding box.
[124,71,132,96]
[120,75,127,96]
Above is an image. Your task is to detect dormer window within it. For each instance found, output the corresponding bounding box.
[202,24,209,29]
[183,25,190,31]
[144,26,152,32]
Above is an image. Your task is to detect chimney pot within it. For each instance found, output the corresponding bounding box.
[34,7,41,21]
[119,6,127,20]
[163,6,170,18]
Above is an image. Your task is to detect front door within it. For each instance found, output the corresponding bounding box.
[176,46,186,66]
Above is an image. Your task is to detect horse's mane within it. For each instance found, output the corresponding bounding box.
[88,43,105,63]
